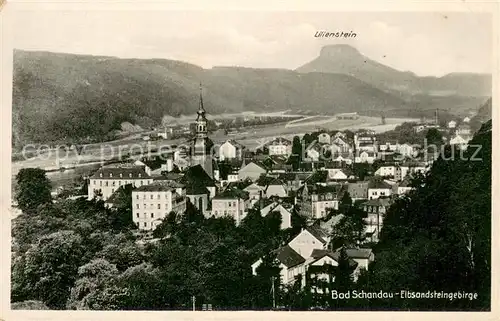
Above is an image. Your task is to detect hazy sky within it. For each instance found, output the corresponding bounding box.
[13,10,493,77]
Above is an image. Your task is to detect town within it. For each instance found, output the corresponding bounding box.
[11,86,490,311]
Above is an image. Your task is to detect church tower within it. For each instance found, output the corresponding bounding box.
[190,83,214,177]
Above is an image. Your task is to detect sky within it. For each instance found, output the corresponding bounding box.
[12,10,493,77]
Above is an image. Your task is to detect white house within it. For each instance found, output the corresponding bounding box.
[268,137,292,156]
[396,143,416,158]
[243,182,265,207]
[326,168,348,180]
[251,245,306,285]
[374,165,396,177]
[368,180,393,200]
[219,140,244,161]
[448,120,457,129]
[132,181,187,230]
[450,134,471,150]
[463,116,471,123]
[88,165,153,200]
[355,151,376,164]
[397,178,414,195]
[211,188,250,226]
[333,137,351,152]
[288,227,330,258]
[317,132,331,144]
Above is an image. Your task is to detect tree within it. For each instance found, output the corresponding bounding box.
[329,207,366,250]
[67,259,128,310]
[334,246,354,309]
[15,168,52,213]
[18,230,85,308]
[339,192,353,214]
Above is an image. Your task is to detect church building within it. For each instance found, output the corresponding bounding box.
[189,84,214,178]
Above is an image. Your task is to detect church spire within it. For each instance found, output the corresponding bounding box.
[197,82,206,120]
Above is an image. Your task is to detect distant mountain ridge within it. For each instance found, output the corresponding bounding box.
[296,44,491,97]
[12,48,491,146]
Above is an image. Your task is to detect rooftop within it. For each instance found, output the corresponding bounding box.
[91,165,150,179]
[135,180,185,192]
[274,245,306,268]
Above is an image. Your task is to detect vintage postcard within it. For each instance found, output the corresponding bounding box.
[1,1,498,320]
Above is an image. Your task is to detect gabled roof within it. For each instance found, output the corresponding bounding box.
[185,182,210,196]
[305,226,329,244]
[310,249,358,268]
[239,161,268,172]
[222,139,245,149]
[274,245,306,268]
[345,248,373,260]
[268,137,292,146]
[91,164,150,180]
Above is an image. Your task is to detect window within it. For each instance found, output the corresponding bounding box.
[100,181,102,187]
[136,213,139,218]
[144,222,147,227]
[93,180,96,185]
[120,173,123,178]
[150,195,153,200]
[151,213,154,218]
[139,174,142,178]
[100,173,103,178]
[141,181,144,186]
[111,189,114,193]
[119,181,121,186]
[110,173,113,178]
[228,202,232,208]
[105,181,109,187]
[112,181,115,186]
[158,204,161,209]
[136,204,139,209]
[157,194,160,199]
[129,173,132,178]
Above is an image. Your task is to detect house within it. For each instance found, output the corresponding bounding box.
[345,248,375,279]
[242,182,265,207]
[325,168,349,180]
[305,142,322,162]
[378,141,398,153]
[334,131,347,139]
[367,180,392,200]
[213,162,240,186]
[456,123,472,136]
[264,155,292,173]
[132,180,187,230]
[331,151,353,165]
[354,134,376,153]
[264,178,288,198]
[251,245,306,285]
[414,125,426,133]
[374,165,396,177]
[238,161,268,181]
[211,188,250,225]
[267,137,293,156]
[463,116,471,123]
[219,139,245,161]
[288,226,330,258]
[317,132,331,144]
[396,143,416,158]
[363,197,392,242]
[260,202,293,230]
[347,181,369,201]
[450,134,471,150]
[355,151,376,164]
[88,164,153,200]
[448,120,457,129]
[298,184,345,219]
[332,137,351,153]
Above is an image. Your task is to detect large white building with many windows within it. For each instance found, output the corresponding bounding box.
[132,180,187,230]
[88,164,153,200]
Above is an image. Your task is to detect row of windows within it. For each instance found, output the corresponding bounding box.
[93,180,152,187]
[99,172,143,178]
[135,212,171,219]
[135,193,171,200]
[213,201,237,208]
[136,204,171,209]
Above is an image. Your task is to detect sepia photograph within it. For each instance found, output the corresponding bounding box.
[3,2,496,316]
